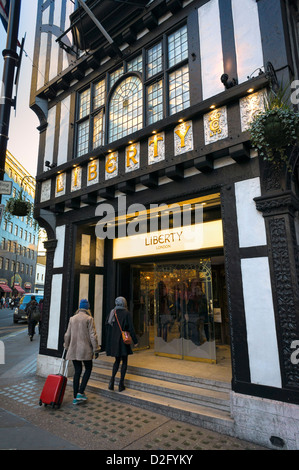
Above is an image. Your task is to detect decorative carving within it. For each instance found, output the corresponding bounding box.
[240,89,266,132]
[268,217,299,387]
[40,180,51,202]
[148,132,165,165]
[255,188,299,389]
[174,121,193,155]
[204,107,228,145]
[254,192,299,217]
[71,166,82,192]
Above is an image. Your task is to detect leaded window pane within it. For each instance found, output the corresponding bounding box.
[110,67,124,89]
[147,80,163,124]
[77,120,89,157]
[147,42,162,78]
[79,89,90,119]
[94,79,106,109]
[168,25,188,68]
[127,55,143,73]
[93,110,105,149]
[109,76,143,142]
[169,65,190,115]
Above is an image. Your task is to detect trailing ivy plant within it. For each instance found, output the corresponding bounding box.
[249,84,299,167]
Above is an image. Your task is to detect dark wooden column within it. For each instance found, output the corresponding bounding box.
[255,156,299,398]
[39,239,57,356]
[221,184,251,390]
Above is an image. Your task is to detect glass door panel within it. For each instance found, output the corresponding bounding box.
[154,259,216,362]
[131,265,154,349]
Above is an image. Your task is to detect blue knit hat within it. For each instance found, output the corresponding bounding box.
[79,299,90,310]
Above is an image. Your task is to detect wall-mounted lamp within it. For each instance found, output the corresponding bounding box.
[221,73,238,89]
[45,160,57,170]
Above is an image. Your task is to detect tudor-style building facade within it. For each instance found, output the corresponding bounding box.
[30,0,299,449]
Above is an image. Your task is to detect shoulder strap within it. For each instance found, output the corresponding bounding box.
[114,311,123,333]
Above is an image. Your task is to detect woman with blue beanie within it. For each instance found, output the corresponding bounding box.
[106,296,138,392]
[64,299,100,404]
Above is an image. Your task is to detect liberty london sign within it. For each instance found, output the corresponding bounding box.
[53,120,193,200]
[40,89,266,204]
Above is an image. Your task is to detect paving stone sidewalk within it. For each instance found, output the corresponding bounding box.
[0,375,267,451]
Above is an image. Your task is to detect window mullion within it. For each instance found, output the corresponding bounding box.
[162,33,168,119]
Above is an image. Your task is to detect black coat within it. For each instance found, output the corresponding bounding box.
[105,308,138,358]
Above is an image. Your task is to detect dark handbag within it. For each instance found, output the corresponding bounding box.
[115,312,132,345]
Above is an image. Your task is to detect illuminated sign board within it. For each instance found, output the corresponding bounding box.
[112,220,223,259]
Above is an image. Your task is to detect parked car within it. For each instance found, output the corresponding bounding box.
[13,293,43,323]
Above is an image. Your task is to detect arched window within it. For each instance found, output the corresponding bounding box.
[108,75,143,143]
[75,24,189,157]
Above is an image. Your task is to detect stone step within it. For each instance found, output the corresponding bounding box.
[91,364,230,412]
[86,357,234,433]
[94,357,231,393]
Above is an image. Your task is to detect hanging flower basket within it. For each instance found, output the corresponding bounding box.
[249,84,299,167]
[5,190,32,217]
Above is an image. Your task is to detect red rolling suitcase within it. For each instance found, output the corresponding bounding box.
[39,350,68,409]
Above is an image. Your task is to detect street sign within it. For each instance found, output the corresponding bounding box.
[0,181,12,195]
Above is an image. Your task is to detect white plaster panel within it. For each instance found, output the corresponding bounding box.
[37,32,48,90]
[94,275,104,343]
[241,257,281,388]
[49,36,60,82]
[57,95,71,166]
[54,0,62,27]
[231,0,264,84]
[235,177,267,248]
[47,274,63,350]
[42,4,50,25]
[53,225,66,268]
[198,0,224,100]
[44,105,56,166]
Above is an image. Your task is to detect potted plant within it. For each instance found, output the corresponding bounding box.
[249,84,299,167]
[5,189,32,217]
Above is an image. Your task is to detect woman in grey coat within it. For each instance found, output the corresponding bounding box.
[64,299,100,404]
[106,297,138,392]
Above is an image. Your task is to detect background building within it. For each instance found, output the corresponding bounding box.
[29,0,299,449]
[34,231,47,294]
[0,150,39,298]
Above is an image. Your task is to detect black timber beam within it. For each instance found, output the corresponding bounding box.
[229,143,251,163]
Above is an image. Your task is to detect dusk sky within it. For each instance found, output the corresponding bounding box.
[0,1,39,177]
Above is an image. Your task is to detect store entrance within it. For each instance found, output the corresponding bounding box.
[130,258,228,362]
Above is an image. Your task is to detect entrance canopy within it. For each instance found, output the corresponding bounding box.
[0,284,12,292]
[13,285,25,294]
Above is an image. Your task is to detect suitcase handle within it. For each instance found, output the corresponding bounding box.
[58,348,69,377]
